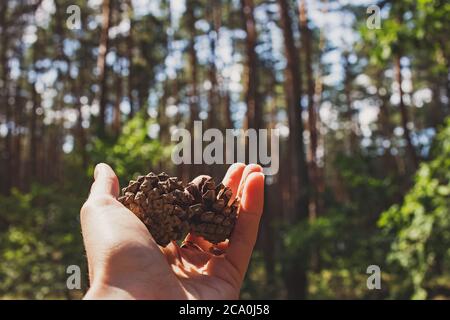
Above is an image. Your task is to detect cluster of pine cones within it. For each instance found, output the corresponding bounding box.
[118,172,239,247]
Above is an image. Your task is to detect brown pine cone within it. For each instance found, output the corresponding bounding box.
[185,177,239,244]
[118,172,194,246]
[118,172,239,247]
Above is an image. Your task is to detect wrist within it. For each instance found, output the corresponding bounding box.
[84,283,136,300]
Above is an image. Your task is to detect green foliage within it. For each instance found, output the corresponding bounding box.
[360,0,449,69]
[90,113,172,184]
[379,118,450,299]
[275,149,404,299]
[284,215,344,261]
[0,185,86,299]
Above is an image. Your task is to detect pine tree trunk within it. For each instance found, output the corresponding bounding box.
[395,54,418,169]
[438,39,450,113]
[111,3,123,137]
[186,1,200,180]
[261,65,279,295]
[299,0,319,219]
[376,71,397,170]
[187,1,199,127]
[30,74,38,180]
[342,51,359,154]
[75,17,89,170]
[224,90,233,129]
[277,0,310,300]
[241,0,262,171]
[277,0,309,222]
[1,1,12,194]
[241,0,261,131]
[206,1,220,131]
[75,77,88,170]
[13,84,22,190]
[126,0,134,119]
[223,0,234,132]
[312,0,328,215]
[430,83,444,128]
[97,0,112,137]
[113,72,122,136]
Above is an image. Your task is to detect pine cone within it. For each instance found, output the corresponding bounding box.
[118,172,194,246]
[118,172,239,247]
[185,177,239,244]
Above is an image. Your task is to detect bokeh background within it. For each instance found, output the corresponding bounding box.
[0,0,449,299]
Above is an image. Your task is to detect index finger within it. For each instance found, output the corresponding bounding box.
[222,162,246,199]
[224,171,264,279]
[183,163,246,251]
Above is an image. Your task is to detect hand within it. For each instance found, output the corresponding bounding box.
[81,163,264,299]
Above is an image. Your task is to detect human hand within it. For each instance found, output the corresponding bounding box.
[81,163,264,299]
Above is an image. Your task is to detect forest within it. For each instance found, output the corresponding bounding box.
[0,0,449,299]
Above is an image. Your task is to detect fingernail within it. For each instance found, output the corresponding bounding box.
[257,172,265,181]
[94,163,105,180]
[248,171,265,180]
[230,162,245,169]
[247,163,263,172]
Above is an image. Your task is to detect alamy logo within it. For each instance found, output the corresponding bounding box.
[366,265,381,290]
[171,121,280,175]
[366,5,381,30]
[66,265,81,290]
[66,5,81,30]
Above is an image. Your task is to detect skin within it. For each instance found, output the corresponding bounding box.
[81,162,264,299]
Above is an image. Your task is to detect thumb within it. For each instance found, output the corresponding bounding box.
[89,163,120,198]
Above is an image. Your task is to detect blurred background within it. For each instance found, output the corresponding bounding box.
[0,0,449,299]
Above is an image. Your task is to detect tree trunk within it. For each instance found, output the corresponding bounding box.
[277,0,309,223]
[298,0,319,219]
[113,72,122,136]
[312,0,328,215]
[187,0,199,127]
[241,0,261,132]
[260,60,278,295]
[1,1,12,194]
[13,83,22,190]
[223,90,233,129]
[376,71,397,170]
[394,54,418,169]
[206,1,220,131]
[97,0,112,137]
[75,77,88,170]
[438,39,450,113]
[430,83,444,128]
[126,0,134,119]
[30,74,38,180]
[342,51,359,154]
[186,0,200,180]
[204,1,222,177]
[241,0,262,170]
[277,0,310,299]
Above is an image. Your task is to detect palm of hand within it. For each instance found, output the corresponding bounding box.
[81,163,264,300]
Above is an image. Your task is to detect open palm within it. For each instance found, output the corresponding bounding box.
[81,163,264,300]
